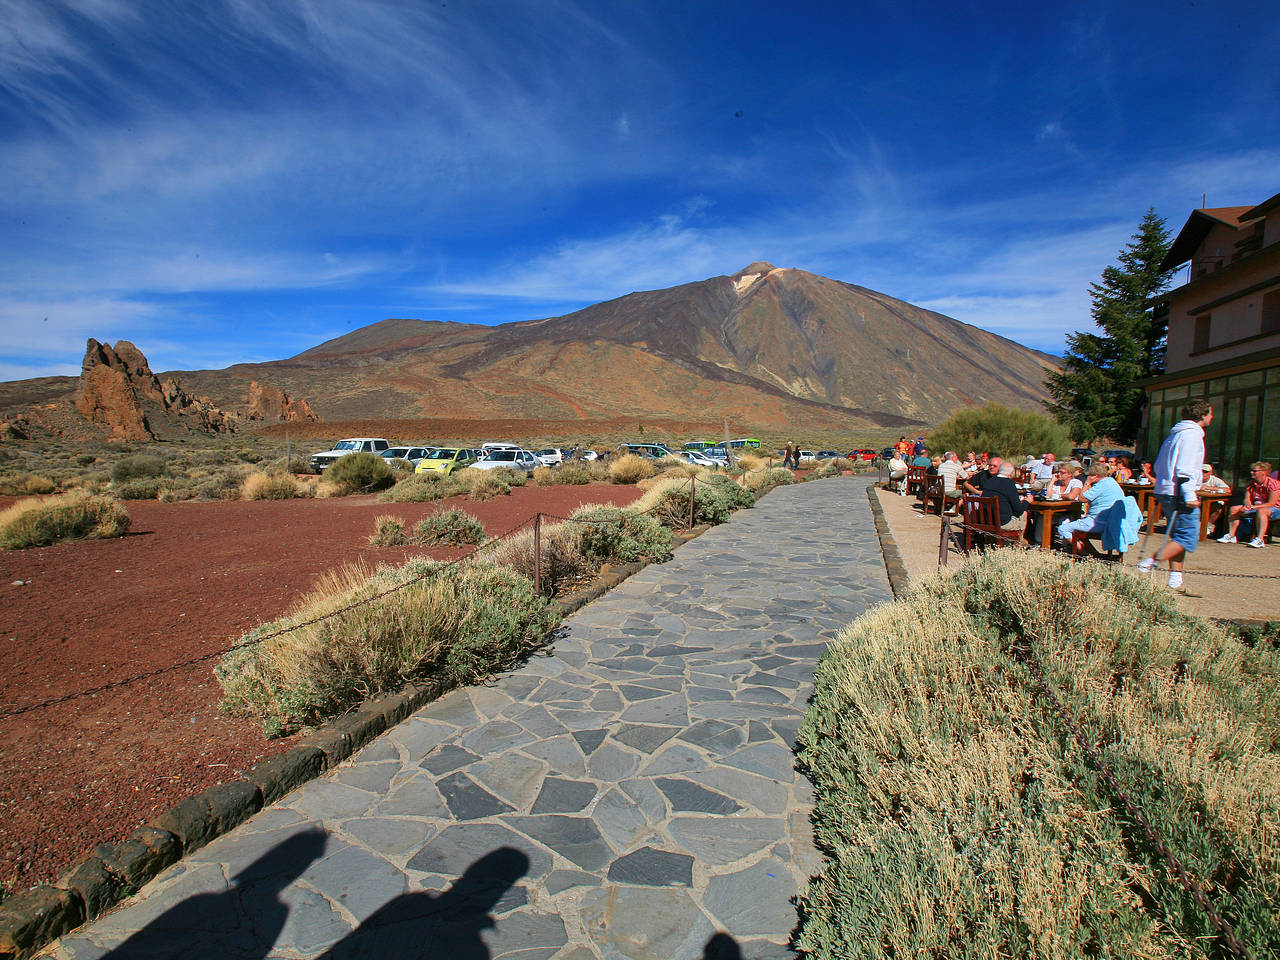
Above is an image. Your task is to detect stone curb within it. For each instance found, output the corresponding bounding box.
[866,484,912,599]
[0,522,716,959]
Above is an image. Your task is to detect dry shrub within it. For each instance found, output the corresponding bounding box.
[369,515,408,546]
[0,492,130,549]
[608,453,655,484]
[797,550,1280,958]
[741,466,795,492]
[0,473,57,496]
[486,521,590,595]
[465,471,511,501]
[216,557,559,737]
[323,451,394,494]
[241,470,309,500]
[549,462,594,485]
[531,465,554,485]
[735,452,768,471]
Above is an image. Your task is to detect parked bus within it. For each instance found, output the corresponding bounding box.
[683,440,716,451]
[728,438,761,449]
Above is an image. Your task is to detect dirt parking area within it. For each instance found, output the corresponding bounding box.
[870,483,1280,622]
[0,483,641,894]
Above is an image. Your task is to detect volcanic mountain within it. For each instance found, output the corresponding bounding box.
[2,263,1057,436]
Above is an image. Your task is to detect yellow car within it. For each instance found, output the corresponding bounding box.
[414,447,478,476]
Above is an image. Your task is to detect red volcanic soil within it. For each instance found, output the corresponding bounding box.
[0,482,641,894]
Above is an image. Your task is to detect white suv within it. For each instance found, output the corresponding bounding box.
[471,449,541,475]
[309,437,390,473]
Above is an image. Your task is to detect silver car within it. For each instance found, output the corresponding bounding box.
[471,448,541,475]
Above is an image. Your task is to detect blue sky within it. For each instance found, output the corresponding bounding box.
[2,0,1278,381]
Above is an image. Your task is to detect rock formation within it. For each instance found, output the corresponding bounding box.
[73,339,237,440]
[246,381,318,422]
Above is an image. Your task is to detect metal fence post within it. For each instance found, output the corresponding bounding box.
[939,514,950,568]
[689,475,696,529]
[533,513,542,595]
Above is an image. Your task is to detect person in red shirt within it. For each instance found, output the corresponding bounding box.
[1218,461,1280,548]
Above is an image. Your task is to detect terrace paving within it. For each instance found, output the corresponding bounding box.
[45,476,891,960]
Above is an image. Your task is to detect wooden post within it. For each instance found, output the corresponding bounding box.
[689,475,696,529]
[939,514,950,568]
[533,513,542,595]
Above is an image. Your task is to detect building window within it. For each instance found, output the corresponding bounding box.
[1262,290,1280,335]
[1193,314,1212,352]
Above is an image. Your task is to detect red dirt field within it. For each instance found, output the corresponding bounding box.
[0,482,642,895]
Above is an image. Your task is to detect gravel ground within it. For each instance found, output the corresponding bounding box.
[869,482,1280,622]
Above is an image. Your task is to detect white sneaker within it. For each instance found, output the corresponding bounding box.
[1217,534,1237,543]
[1248,537,1266,548]
[1136,558,1158,573]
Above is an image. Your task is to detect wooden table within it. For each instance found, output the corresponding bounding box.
[1130,486,1233,540]
[1022,498,1082,549]
[1197,488,1232,540]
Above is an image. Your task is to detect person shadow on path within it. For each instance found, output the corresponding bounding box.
[105,829,328,959]
[316,847,529,960]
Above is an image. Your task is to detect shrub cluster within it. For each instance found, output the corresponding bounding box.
[0,472,57,496]
[797,550,1280,958]
[571,505,673,563]
[0,492,130,549]
[216,558,560,737]
[413,509,487,546]
[378,473,469,503]
[110,454,164,483]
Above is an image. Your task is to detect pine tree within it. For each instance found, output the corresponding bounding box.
[1047,209,1175,445]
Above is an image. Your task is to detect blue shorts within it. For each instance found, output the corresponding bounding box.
[1157,494,1199,553]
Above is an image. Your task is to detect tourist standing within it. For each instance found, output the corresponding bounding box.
[1139,399,1213,590]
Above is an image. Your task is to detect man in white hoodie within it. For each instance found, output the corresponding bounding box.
[1138,398,1213,590]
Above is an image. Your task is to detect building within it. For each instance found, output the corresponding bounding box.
[1143,190,1280,488]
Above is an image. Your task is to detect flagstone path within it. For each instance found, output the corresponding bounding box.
[45,476,891,960]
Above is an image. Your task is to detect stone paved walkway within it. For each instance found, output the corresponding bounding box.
[46,477,891,960]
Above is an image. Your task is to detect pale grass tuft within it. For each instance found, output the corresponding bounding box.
[608,453,656,484]
[0,491,130,549]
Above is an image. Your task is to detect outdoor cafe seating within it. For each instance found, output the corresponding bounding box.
[922,475,959,517]
[959,494,1024,553]
[906,465,927,497]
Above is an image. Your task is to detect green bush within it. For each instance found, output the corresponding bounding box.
[571,505,673,562]
[0,472,57,496]
[110,454,164,482]
[487,521,590,596]
[75,454,97,467]
[216,558,559,736]
[237,447,263,464]
[378,473,469,503]
[323,452,394,494]
[196,471,244,501]
[114,477,164,500]
[0,493,130,549]
[796,550,1280,958]
[929,402,1071,460]
[551,463,594,485]
[413,509,487,546]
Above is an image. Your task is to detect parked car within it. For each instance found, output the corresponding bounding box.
[572,449,600,462]
[1101,449,1135,461]
[309,437,390,473]
[471,448,541,475]
[816,450,843,460]
[615,442,675,460]
[1071,447,1098,463]
[679,450,722,468]
[535,447,570,467]
[414,447,478,476]
[880,447,894,460]
[380,446,432,466]
[798,450,817,463]
[701,446,730,466]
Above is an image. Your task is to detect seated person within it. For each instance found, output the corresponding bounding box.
[1199,463,1231,533]
[987,461,1027,531]
[937,451,968,500]
[963,455,1003,495]
[1046,463,1085,501]
[910,450,932,470]
[1136,459,1156,484]
[888,454,910,494]
[1058,463,1124,552]
[1031,452,1057,482]
[1112,456,1133,482]
[1219,461,1280,548]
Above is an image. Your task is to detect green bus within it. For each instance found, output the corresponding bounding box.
[728,438,761,449]
[683,440,716,451]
